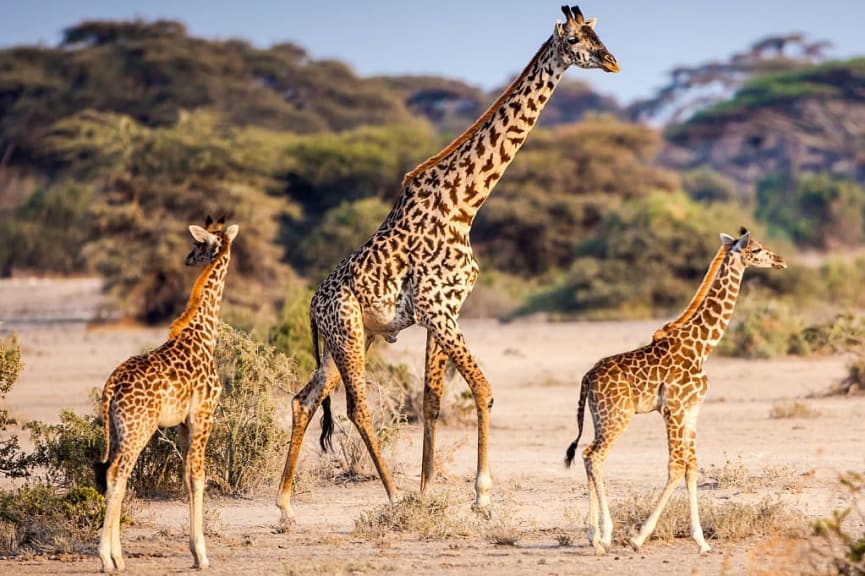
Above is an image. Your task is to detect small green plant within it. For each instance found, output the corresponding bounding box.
[0,333,28,479]
[810,471,865,575]
[26,407,104,488]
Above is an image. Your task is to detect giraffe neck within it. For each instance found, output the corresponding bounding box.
[678,254,745,357]
[169,244,232,351]
[653,244,728,340]
[399,36,565,228]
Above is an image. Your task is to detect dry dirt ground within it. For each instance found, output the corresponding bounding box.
[1,278,864,575]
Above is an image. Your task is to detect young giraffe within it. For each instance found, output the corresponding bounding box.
[276,5,618,522]
[565,228,786,554]
[95,216,239,572]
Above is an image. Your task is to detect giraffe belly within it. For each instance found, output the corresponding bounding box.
[362,296,415,341]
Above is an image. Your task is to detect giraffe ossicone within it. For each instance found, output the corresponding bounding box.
[565,228,786,554]
[275,5,618,524]
[96,215,238,572]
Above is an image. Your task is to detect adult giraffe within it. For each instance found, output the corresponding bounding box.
[277,5,618,523]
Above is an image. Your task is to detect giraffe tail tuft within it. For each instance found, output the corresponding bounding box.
[310,313,335,452]
[93,460,109,494]
[564,440,579,468]
[564,372,591,468]
[319,396,334,452]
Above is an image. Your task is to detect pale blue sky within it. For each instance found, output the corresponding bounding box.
[0,1,861,104]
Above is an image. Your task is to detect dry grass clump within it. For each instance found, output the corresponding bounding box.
[354,488,525,545]
[0,485,105,556]
[770,401,821,419]
[700,457,802,493]
[610,491,806,545]
[354,490,479,540]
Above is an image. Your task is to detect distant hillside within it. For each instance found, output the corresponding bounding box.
[661,58,865,196]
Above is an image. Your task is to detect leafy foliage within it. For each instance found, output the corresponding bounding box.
[209,322,295,494]
[755,172,865,248]
[0,334,27,479]
[474,118,679,276]
[38,110,290,322]
[0,485,105,556]
[513,192,759,318]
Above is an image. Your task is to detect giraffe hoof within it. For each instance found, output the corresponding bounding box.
[591,540,609,555]
[698,543,712,555]
[628,537,642,552]
[470,502,492,519]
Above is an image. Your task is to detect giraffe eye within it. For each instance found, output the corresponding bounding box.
[567,37,580,45]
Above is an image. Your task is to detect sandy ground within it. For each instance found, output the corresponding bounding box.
[1,278,864,575]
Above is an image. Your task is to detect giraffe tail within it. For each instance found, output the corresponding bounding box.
[94,370,119,494]
[311,314,335,452]
[564,372,590,468]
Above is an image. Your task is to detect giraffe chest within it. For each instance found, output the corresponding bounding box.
[139,343,219,427]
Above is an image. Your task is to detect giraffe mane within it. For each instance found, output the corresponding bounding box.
[401,37,554,187]
[169,235,231,340]
[652,243,729,340]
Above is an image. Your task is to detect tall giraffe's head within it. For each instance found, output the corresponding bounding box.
[721,228,787,270]
[554,5,619,73]
[186,215,239,266]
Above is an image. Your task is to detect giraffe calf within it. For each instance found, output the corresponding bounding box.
[565,229,786,554]
[96,216,238,572]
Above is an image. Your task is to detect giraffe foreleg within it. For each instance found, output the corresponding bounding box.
[426,316,492,510]
[333,334,398,503]
[183,410,215,570]
[421,332,448,493]
[630,407,687,551]
[683,400,711,553]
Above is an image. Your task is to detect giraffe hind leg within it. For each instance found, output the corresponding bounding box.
[98,422,154,572]
[276,355,340,525]
[421,332,448,493]
[582,402,633,554]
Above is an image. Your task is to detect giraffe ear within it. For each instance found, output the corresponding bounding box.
[225,224,239,242]
[737,229,751,248]
[189,225,212,243]
[584,17,597,29]
[720,233,736,247]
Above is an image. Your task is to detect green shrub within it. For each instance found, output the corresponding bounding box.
[268,281,316,375]
[0,485,105,556]
[717,296,803,358]
[294,197,391,283]
[755,172,865,249]
[513,192,759,319]
[26,406,104,488]
[209,322,295,494]
[0,334,27,479]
